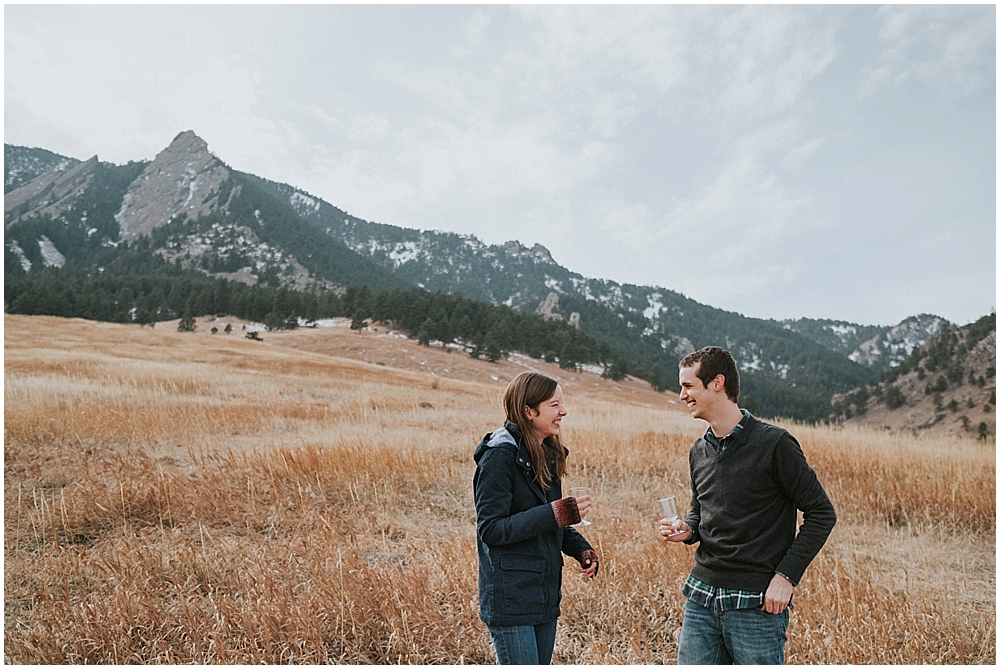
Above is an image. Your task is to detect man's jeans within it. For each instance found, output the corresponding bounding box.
[678,598,789,664]
[487,619,559,665]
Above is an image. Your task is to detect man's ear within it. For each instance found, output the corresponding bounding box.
[712,375,726,392]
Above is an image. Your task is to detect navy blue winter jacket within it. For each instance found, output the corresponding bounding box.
[473,422,593,626]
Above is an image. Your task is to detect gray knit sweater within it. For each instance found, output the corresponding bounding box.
[684,415,836,592]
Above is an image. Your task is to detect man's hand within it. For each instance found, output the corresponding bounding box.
[658,518,691,542]
[763,573,793,613]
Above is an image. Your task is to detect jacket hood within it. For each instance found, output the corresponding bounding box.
[474,422,523,464]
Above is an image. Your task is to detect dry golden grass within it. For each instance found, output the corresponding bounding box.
[4,314,995,664]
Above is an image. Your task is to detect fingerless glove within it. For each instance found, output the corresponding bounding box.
[578,549,599,576]
[551,496,582,526]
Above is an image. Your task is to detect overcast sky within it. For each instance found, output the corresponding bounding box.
[5,4,996,326]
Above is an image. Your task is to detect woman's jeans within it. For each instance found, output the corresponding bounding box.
[678,598,789,665]
[487,618,559,665]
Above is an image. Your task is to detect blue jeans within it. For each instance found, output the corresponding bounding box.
[487,618,559,665]
[678,598,789,664]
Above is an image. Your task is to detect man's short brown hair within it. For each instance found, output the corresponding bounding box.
[679,346,740,402]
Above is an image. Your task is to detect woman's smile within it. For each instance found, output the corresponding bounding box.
[529,385,567,440]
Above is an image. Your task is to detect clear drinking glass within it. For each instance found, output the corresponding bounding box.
[658,496,683,536]
[658,496,679,521]
[571,487,591,526]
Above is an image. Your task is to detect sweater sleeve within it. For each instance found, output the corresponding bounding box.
[475,447,560,546]
[771,433,837,585]
[561,524,593,561]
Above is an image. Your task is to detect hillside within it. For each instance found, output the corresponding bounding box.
[4,133,404,294]
[250,173,903,419]
[254,174,949,377]
[776,314,951,375]
[4,313,995,664]
[3,134,949,422]
[4,143,81,193]
[135,313,682,408]
[832,313,996,438]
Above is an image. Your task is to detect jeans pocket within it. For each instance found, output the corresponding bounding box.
[725,608,789,664]
[499,554,547,615]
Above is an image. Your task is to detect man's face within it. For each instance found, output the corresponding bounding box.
[679,362,719,421]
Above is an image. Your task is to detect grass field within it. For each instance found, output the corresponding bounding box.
[4,314,995,664]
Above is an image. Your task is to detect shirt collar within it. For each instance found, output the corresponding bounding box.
[704,408,752,449]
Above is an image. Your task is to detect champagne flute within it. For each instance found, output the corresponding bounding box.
[571,487,591,526]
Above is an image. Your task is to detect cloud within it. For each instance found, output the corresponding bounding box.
[348,115,392,141]
[5,4,993,324]
[863,5,995,99]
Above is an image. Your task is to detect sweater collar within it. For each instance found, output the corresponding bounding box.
[704,409,753,453]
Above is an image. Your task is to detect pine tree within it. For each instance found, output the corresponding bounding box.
[178,295,197,332]
[602,358,629,381]
[178,310,196,332]
[884,385,906,410]
[648,363,667,392]
[483,318,513,362]
[417,318,435,347]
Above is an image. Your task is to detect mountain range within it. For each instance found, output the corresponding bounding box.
[4,132,972,421]
[832,312,995,438]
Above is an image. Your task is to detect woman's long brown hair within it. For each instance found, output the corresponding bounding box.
[502,371,567,491]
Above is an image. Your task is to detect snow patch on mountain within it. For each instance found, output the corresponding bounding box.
[7,239,31,272]
[38,235,66,268]
[830,324,857,338]
[850,315,949,368]
[290,191,320,212]
[644,293,664,320]
[389,241,420,265]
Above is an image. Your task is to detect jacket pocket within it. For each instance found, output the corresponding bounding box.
[499,554,547,615]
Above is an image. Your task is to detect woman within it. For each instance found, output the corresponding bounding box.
[473,371,599,665]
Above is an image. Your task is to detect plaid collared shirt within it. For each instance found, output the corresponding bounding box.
[682,575,766,613]
[703,408,751,454]
[683,409,789,612]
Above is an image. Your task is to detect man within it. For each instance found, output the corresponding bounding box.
[660,346,836,664]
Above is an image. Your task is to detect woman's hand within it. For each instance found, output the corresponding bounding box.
[574,494,591,520]
[578,549,599,581]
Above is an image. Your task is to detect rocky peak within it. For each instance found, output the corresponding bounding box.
[4,155,100,227]
[503,240,555,263]
[537,292,562,320]
[115,131,233,241]
[536,292,581,329]
[850,314,950,368]
[529,243,554,263]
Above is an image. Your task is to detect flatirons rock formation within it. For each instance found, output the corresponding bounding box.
[4,155,99,225]
[115,131,235,241]
[4,144,81,192]
[4,131,972,423]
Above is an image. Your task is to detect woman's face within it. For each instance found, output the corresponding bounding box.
[526,384,567,441]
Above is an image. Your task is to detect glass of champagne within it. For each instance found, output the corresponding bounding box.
[571,487,591,526]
